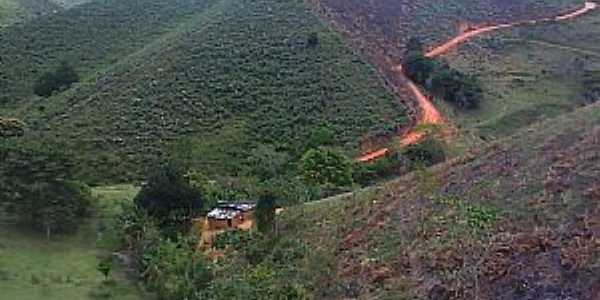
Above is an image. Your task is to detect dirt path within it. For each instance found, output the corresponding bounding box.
[357,1,598,162]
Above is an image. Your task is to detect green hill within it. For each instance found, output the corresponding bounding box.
[268,102,600,298]
[0,0,406,183]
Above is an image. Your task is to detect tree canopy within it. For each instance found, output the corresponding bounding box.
[0,144,92,238]
[300,147,353,187]
[134,163,204,232]
[33,61,79,97]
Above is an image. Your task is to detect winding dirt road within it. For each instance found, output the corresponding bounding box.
[357,1,598,162]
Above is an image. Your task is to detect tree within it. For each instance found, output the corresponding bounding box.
[33,61,79,97]
[134,163,204,233]
[404,53,437,85]
[300,148,353,187]
[0,144,92,238]
[255,191,276,234]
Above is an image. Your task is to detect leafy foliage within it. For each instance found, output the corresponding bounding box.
[32,61,79,97]
[0,144,92,237]
[403,53,436,86]
[134,163,203,233]
[353,148,409,185]
[300,147,354,187]
[255,191,277,234]
[430,65,483,109]
[403,136,446,167]
[403,37,483,109]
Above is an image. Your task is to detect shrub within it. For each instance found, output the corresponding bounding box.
[33,61,79,97]
[353,148,408,185]
[403,137,446,167]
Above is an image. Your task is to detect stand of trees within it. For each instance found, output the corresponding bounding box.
[404,37,483,109]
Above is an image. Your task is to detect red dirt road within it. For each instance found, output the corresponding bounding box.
[357,1,598,162]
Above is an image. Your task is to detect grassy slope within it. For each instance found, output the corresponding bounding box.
[0,185,147,300]
[275,102,600,299]
[0,0,220,104]
[439,6,600,151]
[2,0,406,183]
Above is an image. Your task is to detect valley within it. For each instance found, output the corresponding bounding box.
[1,0,600,299]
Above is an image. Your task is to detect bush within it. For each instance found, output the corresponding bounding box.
[403,137,446,167]
[33,61,79,97]
[353,148,408,185]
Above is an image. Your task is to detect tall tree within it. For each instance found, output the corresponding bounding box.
[134,162,203,233]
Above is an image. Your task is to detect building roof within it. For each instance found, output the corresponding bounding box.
[207,201,256,220]
[216,201,256,212]
[207,208,240,220]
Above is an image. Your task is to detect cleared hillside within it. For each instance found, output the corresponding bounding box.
[440,5,600,146]
[0,0,407,182]
[270,102,600,299]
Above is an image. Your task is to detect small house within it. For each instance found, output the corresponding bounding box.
[205,201,256,231]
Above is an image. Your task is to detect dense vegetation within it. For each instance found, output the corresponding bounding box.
[0,0,406,184]
[33,61,79,97]
[404,37,483,109]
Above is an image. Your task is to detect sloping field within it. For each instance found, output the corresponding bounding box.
[0,0,406,182]
[438,3,600,147]
[275,102,600,298]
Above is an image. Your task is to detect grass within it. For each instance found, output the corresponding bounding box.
[0,184,148,300]
[436,7,600,152]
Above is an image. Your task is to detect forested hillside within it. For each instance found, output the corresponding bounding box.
[0,0,406,183]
